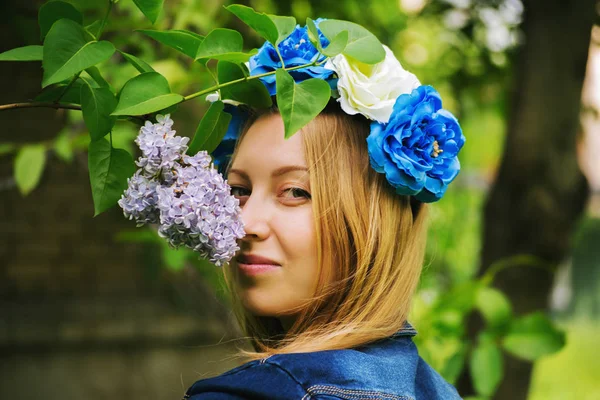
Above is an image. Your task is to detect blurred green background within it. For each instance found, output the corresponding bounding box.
[0,0,598,399]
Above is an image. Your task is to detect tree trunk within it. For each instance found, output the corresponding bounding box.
[458,1,595,398]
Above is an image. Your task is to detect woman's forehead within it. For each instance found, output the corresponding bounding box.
[232,113,307,170]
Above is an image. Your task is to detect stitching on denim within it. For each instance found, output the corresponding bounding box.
[260,355,272,364]
[262,360,311,398]
[304,384,414,400]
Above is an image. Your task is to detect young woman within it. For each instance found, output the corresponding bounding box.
[181,99,463,399]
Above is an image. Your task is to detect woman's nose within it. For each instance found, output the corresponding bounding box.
[239,193,271,241]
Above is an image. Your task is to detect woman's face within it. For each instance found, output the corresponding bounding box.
[227,113,320,320]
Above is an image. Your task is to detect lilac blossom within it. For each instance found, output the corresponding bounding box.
[118,114,245,267]
[118,171,160,226]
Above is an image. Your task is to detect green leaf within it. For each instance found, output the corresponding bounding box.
[195,28,243,62]
[476,287,513,330]
[0,143,16,156]
[440,344,468,384]
[111,72,183,116]
[275,68,331,139]
[35,79,88,104]
[86,20,103,39]
[81,77,118,141]
[115,228,161,243]
[306,18,322,52]
[502,312,566,361]
[161,245,189,271]
[188,100,232,155]
[42,19,115,88]
[138,29,204,59]
[38,1,83,40]
[0,45,43,61]
[322,30,349,58]
[200,50,258,63]
[435,281,481,314]
[14,144,47,196]
[85,66,110,88]
[88,138,136,216]
[470,340,503,397]
[133,0,164,24]
[268,15,296,45]
[225,5,278,44]
[217,61,272,108]
[53,129,73,163]
[318,19,385,64]
[118,50,155,73]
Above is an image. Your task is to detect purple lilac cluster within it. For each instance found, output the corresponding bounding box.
[118,114,245,267]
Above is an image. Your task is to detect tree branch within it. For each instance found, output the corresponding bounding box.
[0,102,82,111]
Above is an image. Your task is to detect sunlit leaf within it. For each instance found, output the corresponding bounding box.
[118,50,155,73]
[217,61,272,108]
[111,72,183,116]
[133,0,165,24]
[138,29,204,59]
[318,19,385,64]
[38,0,83,40]
[225,4,278,44]
[275,68,330,139]
[195,28,243,62]
[435,281,481,314]
[470,339,503,397]
[268,15,296,44]
[81,77,118,141]
[476,287,513,330]
[53,129,73,163]
[188,100,232,155]
[88,138,135,216]
[305,18,322,52]
[502,312,566,361]
[440,344,468,384]
[322,30,349,57]
[14,144,47,196]
[0,46,43,61]
[42,19,115,88]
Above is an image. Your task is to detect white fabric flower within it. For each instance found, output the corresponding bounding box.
[325,45,421,123]
[205,91,243,106]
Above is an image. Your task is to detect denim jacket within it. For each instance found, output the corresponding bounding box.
[183,323,461,399]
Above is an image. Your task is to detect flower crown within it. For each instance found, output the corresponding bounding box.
[210,14,466,203]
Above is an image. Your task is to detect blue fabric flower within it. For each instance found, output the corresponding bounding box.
[367,85,466,203]
[248,20,336,95]
[211,104,248,175]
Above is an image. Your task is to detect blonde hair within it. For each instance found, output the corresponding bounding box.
[222,101,429,361]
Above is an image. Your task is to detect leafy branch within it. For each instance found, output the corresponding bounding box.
[0,0,382,215]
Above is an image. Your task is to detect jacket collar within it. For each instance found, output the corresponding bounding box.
[389,320,418,338]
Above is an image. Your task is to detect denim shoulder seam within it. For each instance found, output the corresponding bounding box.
[263,359,309,397]
[302,384,414,400]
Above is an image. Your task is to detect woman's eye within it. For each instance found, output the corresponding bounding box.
[282,187,311,200]
[230,186,250,197]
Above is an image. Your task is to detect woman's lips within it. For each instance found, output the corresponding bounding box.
[236,253,281,276]
[237,262,281,276]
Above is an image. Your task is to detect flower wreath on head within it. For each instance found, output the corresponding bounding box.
[211,16,466,204]
[119,5,465,266]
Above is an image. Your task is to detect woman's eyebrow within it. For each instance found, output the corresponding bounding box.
[228,165,308,179]
[272,165,309,177]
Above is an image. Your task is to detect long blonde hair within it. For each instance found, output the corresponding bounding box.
[222,101,429,360]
